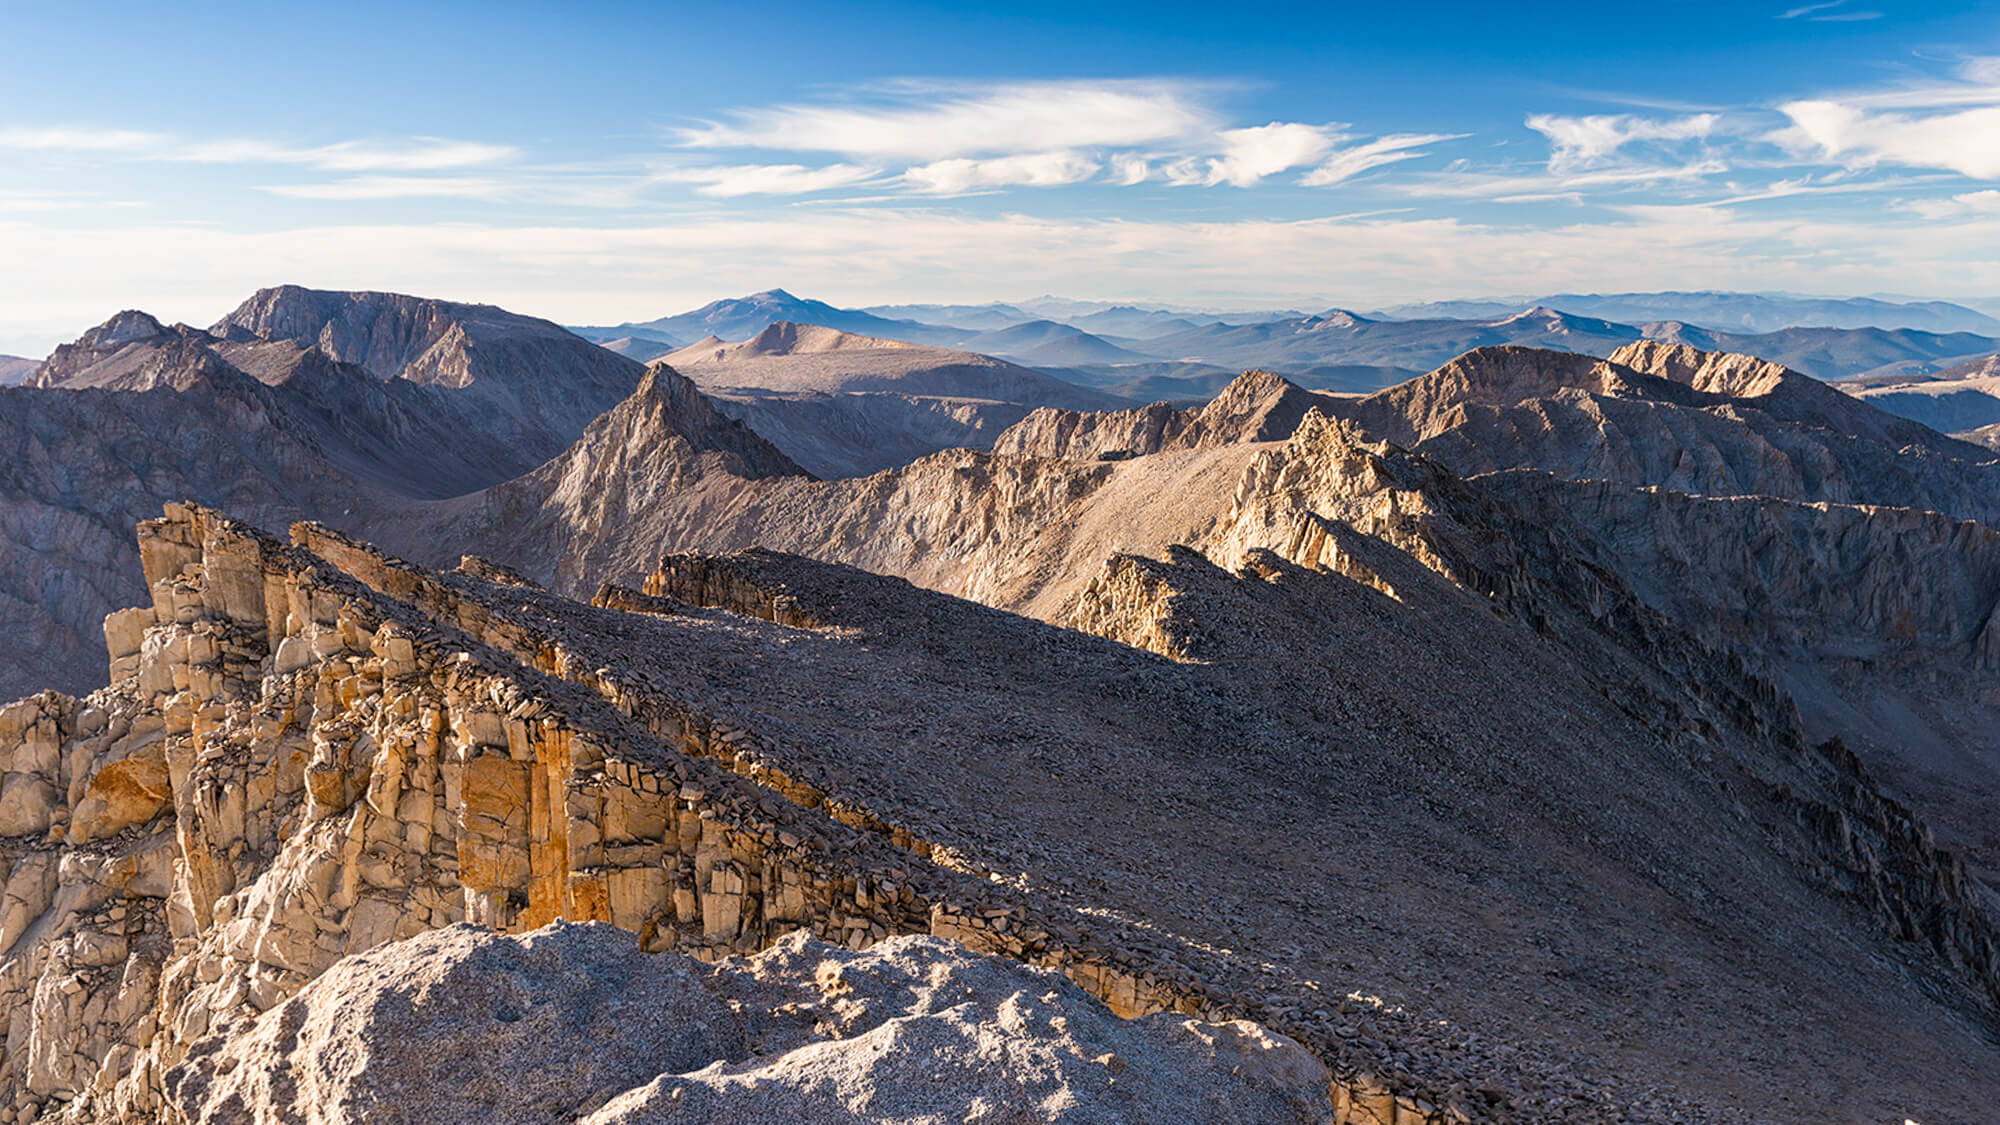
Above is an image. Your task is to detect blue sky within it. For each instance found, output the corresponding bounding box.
[2,0,1998,353]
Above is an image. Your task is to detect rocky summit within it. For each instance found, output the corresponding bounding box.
[0,282,1997,1125]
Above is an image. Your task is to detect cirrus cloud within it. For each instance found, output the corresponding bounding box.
[676,79,1216,161]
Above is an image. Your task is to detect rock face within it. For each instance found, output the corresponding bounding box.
[658,322,1130,478]
[166,924,1332,1125]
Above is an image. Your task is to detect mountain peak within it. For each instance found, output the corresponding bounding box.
[1315,309,1371,327]
[91,309,170,346]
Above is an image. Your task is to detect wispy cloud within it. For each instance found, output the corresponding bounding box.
[651,163,880,197]
[184,138,517,171]
[1903,188,2000,219]
[1109,154,1151,185]
[0,126,162,152]
[1402,158,1728,202]
[676,79,1215,161]
[1302,133,1467,186]
[1777,0,1881,20]
[1526,113,1720,173]
[0,127,517,171]
[673,83,1461,194]
[0,189,147,212]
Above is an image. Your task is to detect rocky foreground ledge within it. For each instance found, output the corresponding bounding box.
[166,923,1332,1124]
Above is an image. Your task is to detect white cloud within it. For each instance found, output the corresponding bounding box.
[1801,55,2000,111]
[1778,100,2000,178]
[1402,158,1727,201]
[0,127,516,170]
[1526,113,1719,173]
[677,80,1214,161]
[1904,189,2000,219]
[1109,154,1150,185]
[181,138,517,171]
[903,151,1100,194]
[0,190,146,212]
[1166,122,1338,187]
[651,163,879,197]
[1302,133,1464,186]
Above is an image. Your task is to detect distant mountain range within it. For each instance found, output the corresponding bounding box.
[0,355,35,385]
[1372,291,2000,335]
[579,291,2000,388]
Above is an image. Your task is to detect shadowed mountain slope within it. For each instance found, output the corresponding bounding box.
[213,285,645,470]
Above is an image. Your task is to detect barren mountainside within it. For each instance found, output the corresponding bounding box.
[4,279,2000,1125]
